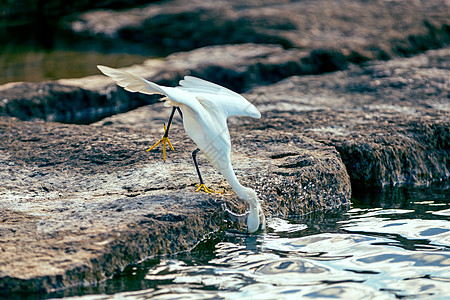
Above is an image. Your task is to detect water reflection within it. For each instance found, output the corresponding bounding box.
[0,21,161,84]
[52,185,450,299]
[0,48,149,84]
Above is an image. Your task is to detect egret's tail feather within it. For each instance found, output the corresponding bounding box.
[97,65,165,96]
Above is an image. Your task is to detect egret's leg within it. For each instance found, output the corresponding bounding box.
[176,107,183,119]
[192,148,223,194]
[146,106,179,161]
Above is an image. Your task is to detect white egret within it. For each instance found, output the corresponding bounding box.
[97,65,265,232]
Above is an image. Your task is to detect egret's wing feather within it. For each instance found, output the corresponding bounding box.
[98,66,208,118]
[97,65,165,95]
[179,76,261,119]
[180,76,241,98]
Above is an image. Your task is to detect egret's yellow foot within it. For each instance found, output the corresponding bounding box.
[146,125,175,162]
[195,183,224,194]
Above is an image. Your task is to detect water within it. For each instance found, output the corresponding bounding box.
[0,47,149,85]
[0,22,160,85]
[47,183,450,299]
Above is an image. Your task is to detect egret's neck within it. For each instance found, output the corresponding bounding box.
[217,164,258,208]
[214,159,265,233]
[222,166,244,194]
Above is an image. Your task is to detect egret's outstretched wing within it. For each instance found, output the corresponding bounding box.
[98,65,206,117]
[97,65,165,95]
[179,76,261,119]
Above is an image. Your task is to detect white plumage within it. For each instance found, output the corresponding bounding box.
[98,65,265,233]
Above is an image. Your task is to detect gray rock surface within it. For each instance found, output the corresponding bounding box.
[244,48,450,187]
[0,115,350,294]
[0,44,332,124]
[98,48,449,188]
[0,80,158,124]
[0,0,448,294]
[0,41,448,296]
[69,0,449,59]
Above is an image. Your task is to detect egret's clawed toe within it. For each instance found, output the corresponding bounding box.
[146,124,175,162]
[195,183,224,194]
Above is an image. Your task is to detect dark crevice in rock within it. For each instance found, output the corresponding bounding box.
[270,153,300,159]
[393,21,450,57]
[278,160,313,169]
[117,9,295,52]
[0,81,159,124]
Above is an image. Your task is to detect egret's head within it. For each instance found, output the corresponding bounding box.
[238,187,266,233]
[247,205,266,233]
[247,208,260,233]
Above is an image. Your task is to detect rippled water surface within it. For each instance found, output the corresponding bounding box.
[53,184,449,299]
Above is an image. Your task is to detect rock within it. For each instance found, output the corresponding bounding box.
[243,48,450,187]
[69,0,450,60]
[0,44,346,123]
[0,42,445,197]
[0,0,153,26]
[99,48,449,188]
[0,0,448,295]
[0,116,350,295]
[0,20,447,296]
[0,80,158,124]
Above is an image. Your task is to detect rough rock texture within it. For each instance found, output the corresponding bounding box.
[1,40,448,295]
[0,0,448,293]
[243,49,450,187]
[0,116,350,295]
[0,81,157,124]
[69,0,450,60]
[0,44,346,124]
[97,48,449,188]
